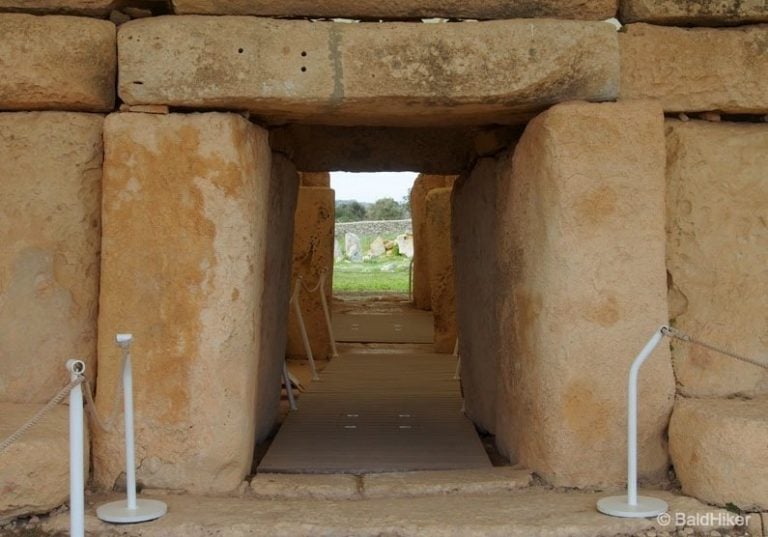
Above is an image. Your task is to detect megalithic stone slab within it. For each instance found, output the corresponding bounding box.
[0,14,115,112]
[425,187,457,354]
[118,16,620,127]
[620,0,768,25]
[172,0,618,21]
[0,1,117,16]
[94,112,274,494]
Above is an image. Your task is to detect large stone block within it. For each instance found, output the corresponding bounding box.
[452,157,508,434]
[0,112,102,403]
[666,120,768,397]
[496,101,674,487]
[411,175,455,311]
[620,24,768,114]
[118,16,619,127]
[286,187,335,361]
[425,187,456,354]
[94,112,274,494]
[620,0,768,25]
[172,0,618,20]
[0,14,115,112]
[670,397,768,510]
[300,172,330,188]
[254,154,300,442]
[0,1,115,16]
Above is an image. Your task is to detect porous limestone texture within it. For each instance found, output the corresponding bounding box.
[251,474,360,500]
[0,1,116,15]
[666,120,768,398]
[95,112,274,494]
[0,112,102,403]
[620,24,768,114]
[669,396,768,511]
[452,157,508,434]
[620,0,768,25]
[287,187,335,361]
[425,187,456,354]
[300,172,330,188]
[173,0,618,20]
[411,175,455,311]
[496,101,674,487]
[0,404,87,523]
[118,17,619,126]
[254,155,300,442]
[0,14,115,111]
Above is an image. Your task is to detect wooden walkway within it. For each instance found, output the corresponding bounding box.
[258,352,490,474]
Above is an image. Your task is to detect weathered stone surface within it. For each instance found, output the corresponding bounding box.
[287,187,335,360]
[496,101,674,487]
[425,187,456,354]
[95,112,274,494]
[118,17,619,127]
[251,474,360,500]
[620,24,768,114]
[0,112,102,403]
[0,1,115,15]
[411,175,455,311]
[173,0,618,20]
[666,120,768,398]
[300,172,330,188]
[452,157,508,434]
[0,14,115,112]
[254,154,300,442]
[0,404,87,523]
[621,0,768,25]
[270,125,521,173]
[670,397,768,510]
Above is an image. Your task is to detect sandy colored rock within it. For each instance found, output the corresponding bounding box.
[425,187,456,354]
[287,187,335,361]
[411,175,455,311]
[118,17,619,127]
[0,112,102,403]
[300,172,330,188]
[620,24,768,114]
[621,0,768,25]
[670,397,768,510]
[173,0,617,20]
[251,474,360,500]
[496,101,674,487]
[0,404,88,523]
[0,1,117,15]
[0,14,115,112]
[254,155,300,442]
[666,120,768,398]
[95,112,274,494]
[452,157,509,434]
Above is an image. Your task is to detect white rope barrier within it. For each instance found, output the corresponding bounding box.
[317,269,339,359]
[290,278,320,381]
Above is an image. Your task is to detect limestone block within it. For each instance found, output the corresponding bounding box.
[621,0,768,25]
[0,1,116,16]
[173,0,618,20]
[0,404,87,523]
[452,157,508,434]
[425,187,456,354]
[0,14,115,112]
[620,24,768,114]
[254,154,300,442]
[300,172,330,188]
[496,101,674,487]
[0,112,102,403]
[666,121,768,397]
[287,187,335,361]
[118,17,619,126]
[95,112,273,494]
[670,397,768,510]
[411,175,455,311]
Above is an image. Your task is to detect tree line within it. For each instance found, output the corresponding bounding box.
[336,197,411,222]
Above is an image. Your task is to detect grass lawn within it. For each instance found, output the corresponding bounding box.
[333,256,411,294]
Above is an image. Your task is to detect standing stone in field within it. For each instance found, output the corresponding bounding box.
[287,187,335,361]
[345,232,362,262]
[425,187,457,354]
[666,120,768,398]
[369,236,386,258]
[0,112,102,403]
[495,101,674,487]
[396,233,414,259]
[334,238,343,262]
[95,112,276,494]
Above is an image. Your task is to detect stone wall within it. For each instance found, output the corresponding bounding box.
[334,219,411,240]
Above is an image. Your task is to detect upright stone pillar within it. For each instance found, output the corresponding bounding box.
[496,101,674,487]
[425,187,457,354]
[95,112,278,494]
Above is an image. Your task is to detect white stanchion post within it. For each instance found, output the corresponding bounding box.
[67,359,86,537]
[293,279,319,381]
[318,271,339,359]
[283,361,298,411]
[597,326,669,518]
[97,334,167,524]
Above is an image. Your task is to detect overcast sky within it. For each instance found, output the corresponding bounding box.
[331,172,418,203]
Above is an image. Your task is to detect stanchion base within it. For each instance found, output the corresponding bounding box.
[97,499,167,524]
[597,495,668,518]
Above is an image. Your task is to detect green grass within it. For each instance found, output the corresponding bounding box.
[333,255,411,294]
